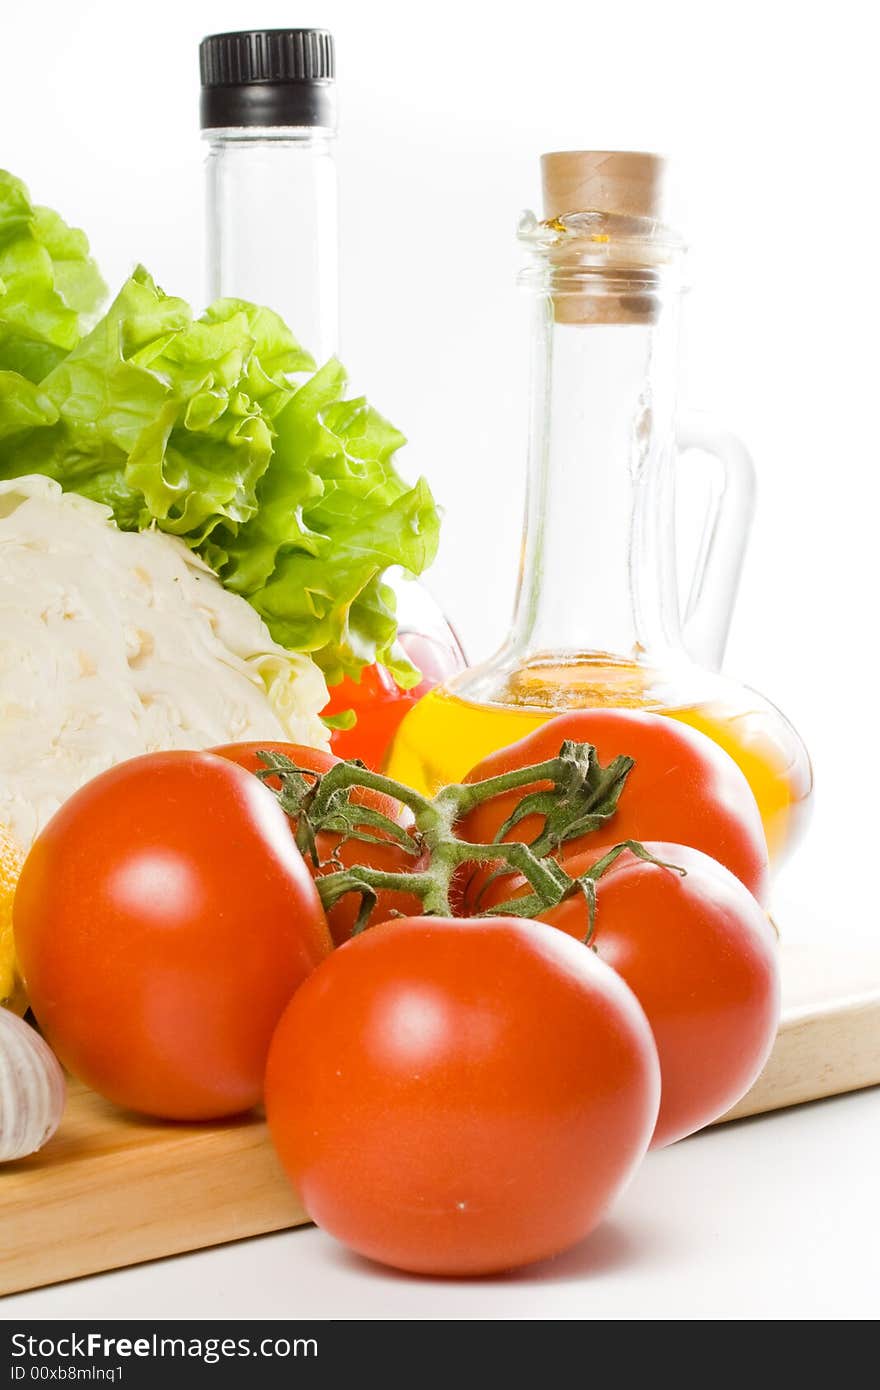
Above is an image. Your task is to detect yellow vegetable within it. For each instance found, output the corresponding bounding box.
[0,824,27,1015]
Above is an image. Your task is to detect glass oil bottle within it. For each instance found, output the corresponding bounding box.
[387,152,811,861]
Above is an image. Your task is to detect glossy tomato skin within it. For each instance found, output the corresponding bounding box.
[265,915,660,1276]
[459,710,770,904]
[210,742,408,821]
[212,741,339,789]
[482,842,780,1147]
[211,741,421,945]
[14,751,332,1120]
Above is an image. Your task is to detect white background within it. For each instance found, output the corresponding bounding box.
[2,0,878,1321]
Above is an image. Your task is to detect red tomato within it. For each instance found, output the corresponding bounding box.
[480,842,780,1147]
[324,631,464,769]
[210,741,408,820]
[14,751,332,1120]
[459,710,770,905]
[265,915,660,1276]
[211,741,422,945]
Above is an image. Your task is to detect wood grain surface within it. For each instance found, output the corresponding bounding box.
[2,941,879,1297]
[722,943,880,1121]
[0,1083,305,1297]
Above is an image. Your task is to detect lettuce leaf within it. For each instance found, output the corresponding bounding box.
[0,176,440,684]
[211,367,440,684]
[0,372,57,441]
[0,172,105,383]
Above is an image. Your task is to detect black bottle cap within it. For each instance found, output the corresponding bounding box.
[199,29,336,130]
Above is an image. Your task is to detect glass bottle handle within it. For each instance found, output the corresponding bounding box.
[675,416,757,672]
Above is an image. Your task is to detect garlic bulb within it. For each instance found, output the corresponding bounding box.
[0,1008,66,1162]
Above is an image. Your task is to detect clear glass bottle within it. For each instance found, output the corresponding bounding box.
[200,28,339,363]
[200,29,465,696]
[387,152,812,863]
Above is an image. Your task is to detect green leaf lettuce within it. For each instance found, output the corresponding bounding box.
[0,171,106,383]
[0,173,440,686]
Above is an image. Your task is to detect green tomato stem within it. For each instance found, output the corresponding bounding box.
[308,760,438,826]
[258,739,657,931]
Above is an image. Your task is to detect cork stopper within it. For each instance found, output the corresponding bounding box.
[541,150,667,221]
[538,151,669,325]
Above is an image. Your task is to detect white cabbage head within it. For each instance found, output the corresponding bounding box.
[0,475,329,846]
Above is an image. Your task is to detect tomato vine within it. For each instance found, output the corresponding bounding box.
[255,743,681,937]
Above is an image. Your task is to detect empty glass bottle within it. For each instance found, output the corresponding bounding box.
[199,28,465,708]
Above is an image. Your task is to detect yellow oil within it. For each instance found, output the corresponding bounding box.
[385,658,812,862]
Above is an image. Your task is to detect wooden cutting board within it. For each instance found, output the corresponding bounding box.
[721,942,880,1122]
[2,941,879,1298]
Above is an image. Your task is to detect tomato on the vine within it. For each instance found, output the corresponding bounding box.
[478,841,779,1146]
[458,709,770,905]
[212,741,422,945]
[266,914,660,1276]
[14,751,332,1120]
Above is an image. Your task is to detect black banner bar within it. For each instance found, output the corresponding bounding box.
[1,1321,563,1384]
